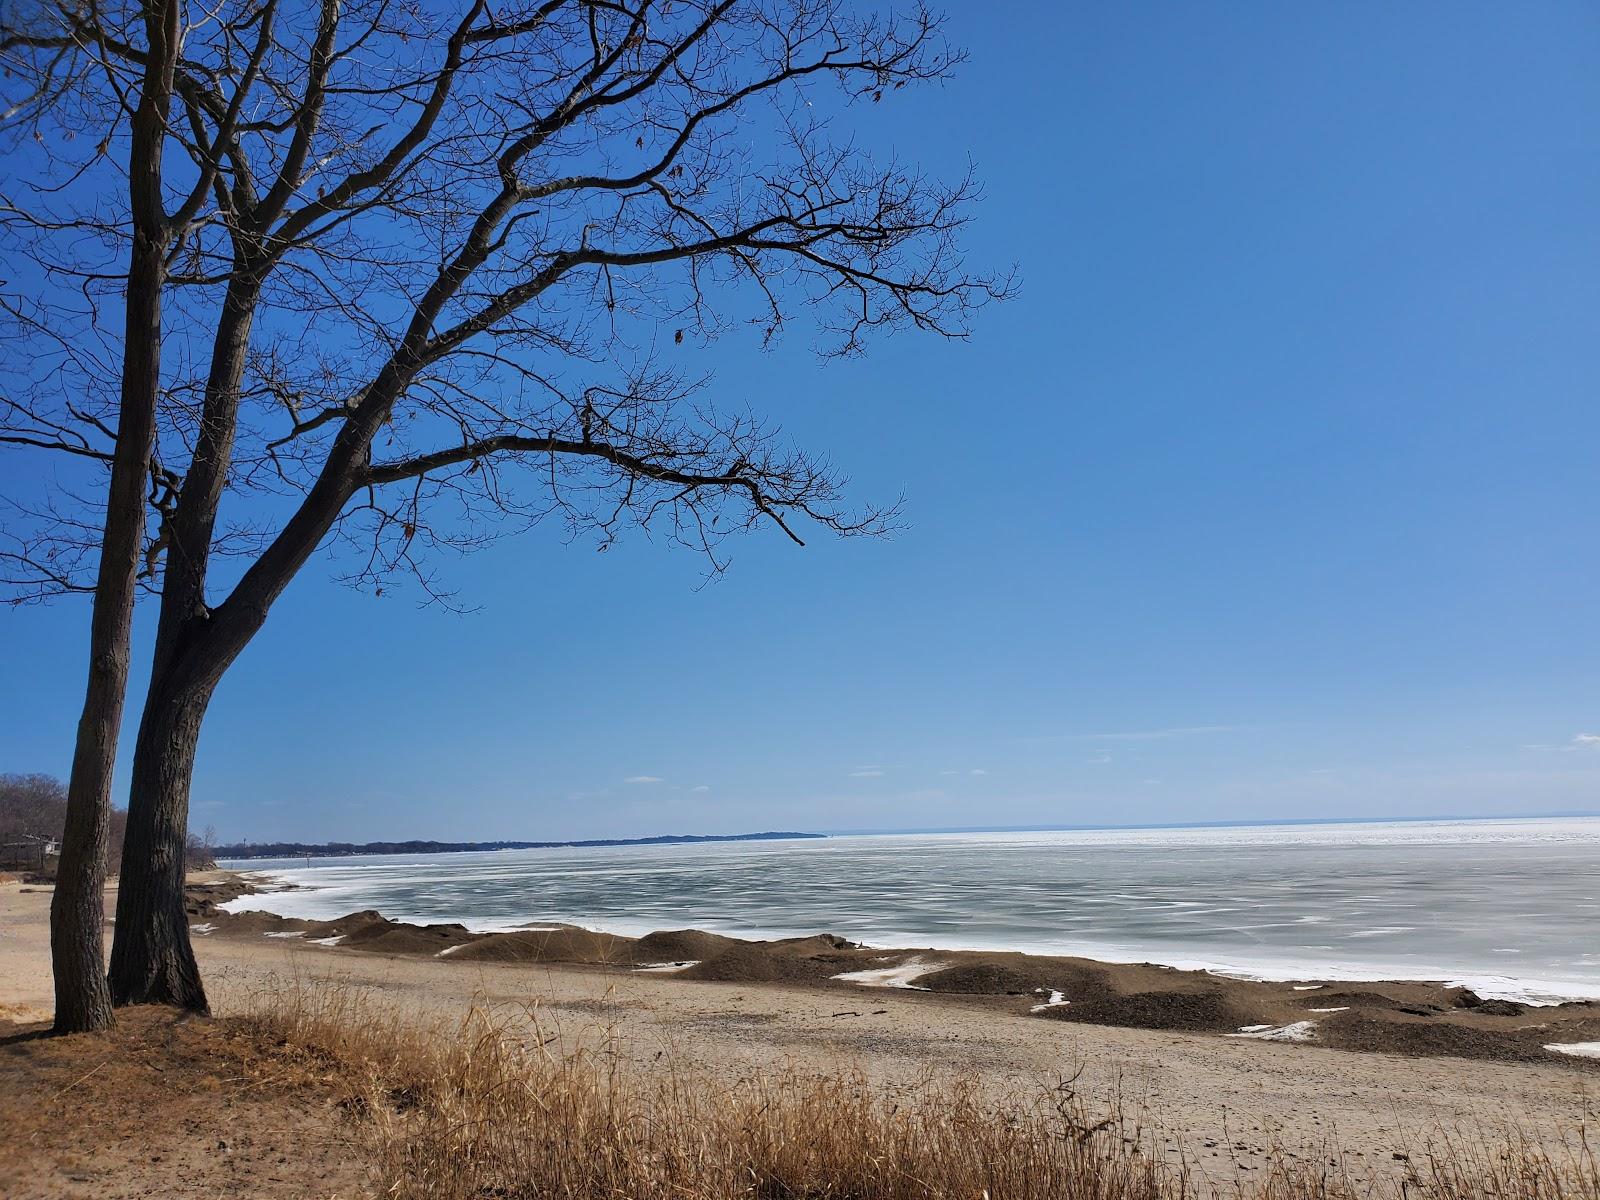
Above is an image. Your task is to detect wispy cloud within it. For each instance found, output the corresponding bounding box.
[1573,734,1600,750]
[968,768,988,776]
[848,768,885,778]
[690,785,711,793]
[623,775,663,785]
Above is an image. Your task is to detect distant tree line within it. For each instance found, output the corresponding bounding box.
[215,831,824,860]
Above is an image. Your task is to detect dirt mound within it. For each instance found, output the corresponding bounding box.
[918,963,1050,995]
[212,910,318,936]
[630,929,743,964]
[681,945,833,984]
[769,933,857,953]
[1041,989,1260,1033]
[1320,1013,1557,1063]
[341,922,475,956]
[447,928,631,964]
[1301,990,1401,1010]
[1470,999,1527,1017]
[304,910,394,940]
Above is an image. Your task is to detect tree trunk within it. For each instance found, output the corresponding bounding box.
[109,410,374,1011]
[108,675,214,1012]
[50,0,180,1034]
[49,235,165,1033]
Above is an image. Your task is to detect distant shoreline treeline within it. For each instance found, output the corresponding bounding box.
[213,831,825,860]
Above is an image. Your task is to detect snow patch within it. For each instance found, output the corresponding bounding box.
[1545,1041,1600,1059]
[833,957,945,989]
[1230,1020,1317,1042]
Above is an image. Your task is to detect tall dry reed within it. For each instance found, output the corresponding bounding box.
[238,980,1597,1200]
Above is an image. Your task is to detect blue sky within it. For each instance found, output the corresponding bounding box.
[4,2,1598,841]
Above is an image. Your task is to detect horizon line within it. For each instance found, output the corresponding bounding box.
[820,810,1600,838]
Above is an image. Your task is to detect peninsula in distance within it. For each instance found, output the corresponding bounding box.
[212,831,825,860]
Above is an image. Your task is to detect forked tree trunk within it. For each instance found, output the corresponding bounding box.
[108,675,214,1012]
[109,419,371,1011]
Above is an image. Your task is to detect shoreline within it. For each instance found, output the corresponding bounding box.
[201,870,1600,1068]
[6,872,1598,1192]
[216,865,1600,1009]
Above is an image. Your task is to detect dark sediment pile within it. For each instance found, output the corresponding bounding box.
[680,944,837,984]
[1040,988,1265,1034]
[629,929,742,964]
[1317,1012,1564,1063]
[446,927,630,964]
[338,920,476,956]
[918,963,1053,995]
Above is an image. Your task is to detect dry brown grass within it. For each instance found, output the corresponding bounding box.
[238,981,1599,1200]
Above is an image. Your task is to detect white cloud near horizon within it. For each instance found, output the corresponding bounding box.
[848,768,885,778]
[623,775,663,784]
[1573,734,1600,749]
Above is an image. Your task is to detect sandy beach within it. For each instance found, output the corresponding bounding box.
[3,872,1596,1195]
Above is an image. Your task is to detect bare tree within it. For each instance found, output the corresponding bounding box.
[3,0,1007,1011]
[0,772,130,872]
[2,0,231,1031]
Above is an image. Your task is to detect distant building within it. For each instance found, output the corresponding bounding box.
[1,833,58,871]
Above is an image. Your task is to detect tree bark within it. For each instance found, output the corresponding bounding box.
[106,274,264,1012]
[49,0,179,1035]
[49,253,163,1031]
[109,396,379,1011]
[108,675,215,1011]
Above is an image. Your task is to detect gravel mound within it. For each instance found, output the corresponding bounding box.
[1320,1013,1556,1063]
[630,930,743,964]
[1040,989,1261,1033]
[340,921,475,956]
[917,963,1051,995]
[447,928,630,963]
[680,945,833,984]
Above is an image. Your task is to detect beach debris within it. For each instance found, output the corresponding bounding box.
[1544,1041,1600,1059]
[832,957,946,989]
[1229,1020,1317,1042]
